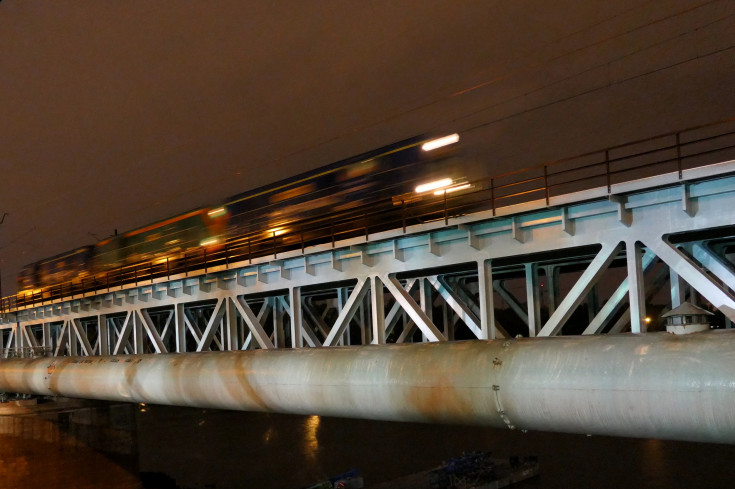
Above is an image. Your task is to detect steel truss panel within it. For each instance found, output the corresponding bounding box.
[3,162,735,357]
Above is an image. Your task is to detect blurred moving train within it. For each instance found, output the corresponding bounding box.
[17,134,466,294]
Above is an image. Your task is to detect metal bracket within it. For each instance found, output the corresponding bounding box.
[608,195,631,227]
[492,384,515,430]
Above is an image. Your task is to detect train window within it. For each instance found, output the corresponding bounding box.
[340,160,378,181]
[269,183,316,204]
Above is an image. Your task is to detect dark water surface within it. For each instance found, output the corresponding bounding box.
[1,400,734,488]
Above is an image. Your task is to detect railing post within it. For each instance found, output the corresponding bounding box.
[204,248,208,274]
[272,231,277,259]
[543,165,550,206]
[248,239,252,264]
[676,132,683,179]
[401,200,407,233]
[605,149,611,193]
[166,257,170,279]
[443,191,449,225]
[490,178,495,216]
[225,242,230,268]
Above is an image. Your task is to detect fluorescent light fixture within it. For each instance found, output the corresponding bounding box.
[415,178,452,193]
[434,183,471,195]
[200,238,219,247]
[208,207,226,217]
[267,227,288,237]
[422,133,459,151]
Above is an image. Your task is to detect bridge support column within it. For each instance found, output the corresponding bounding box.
[627,241,647,334]
[370,276,385,345]
[525,263,541,337]
[289,287,302,348]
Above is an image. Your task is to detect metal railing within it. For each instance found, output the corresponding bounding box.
[3,117,735,312]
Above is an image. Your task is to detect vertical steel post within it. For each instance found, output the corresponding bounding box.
[525,263,541,337]
[477,260,495,340]
[98,315,109,356]
[289,287,303,348]
[371,276,386,345]
[401,200,407,233]
[175,303,186,353]
[443,191,448,225]
[226,298,239,351]
[627,241,647,333]
[419,278,433,343]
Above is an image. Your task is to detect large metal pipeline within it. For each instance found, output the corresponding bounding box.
[0,331,734,444]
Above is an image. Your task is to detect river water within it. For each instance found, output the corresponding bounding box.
[0,399,734,488]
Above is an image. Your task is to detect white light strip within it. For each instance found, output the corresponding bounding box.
[415,178,452,193]
[421,133,459,151]
[434,183,471,195]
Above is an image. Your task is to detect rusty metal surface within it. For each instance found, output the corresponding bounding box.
[0,331,734,444]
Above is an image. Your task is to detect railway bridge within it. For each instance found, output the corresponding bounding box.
[1,120,735,444]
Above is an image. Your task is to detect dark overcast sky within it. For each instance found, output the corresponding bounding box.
[1,0,734,294]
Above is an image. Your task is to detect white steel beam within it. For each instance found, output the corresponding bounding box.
[225,299,239,351]
[196,299,227,352]
[233,297,274,350]
[139,310,167,354]
[645,238,735,321]
[72,319,94,356]
[493,280,528,326]
[303,299,330,339]
[370,276,386,345]
[538,241,622,337]
[583,249,657,335]
[324,279,369,347]
[428,276,482,339]
[132,311,143,354]
[383,275,445,342]
[98,315,109,355]
[453,279,509,339]
[174,304,187,353]
[477,260,498,340]
[692,243,735,292]
[289,287,303,349]
[112,312,132,355]
[627,241,647,334]
[608,266,669,334]
[525,263,541,337]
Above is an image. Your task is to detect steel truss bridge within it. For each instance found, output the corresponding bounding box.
[1,120,735,444]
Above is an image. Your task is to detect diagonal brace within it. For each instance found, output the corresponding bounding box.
[538,241,623,336]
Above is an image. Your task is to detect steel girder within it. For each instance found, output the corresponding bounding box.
[2,161,735,357]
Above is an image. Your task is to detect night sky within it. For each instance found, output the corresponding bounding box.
[1,1,734,295]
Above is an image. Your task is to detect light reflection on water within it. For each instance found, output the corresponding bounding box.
[303,415,321,462]
[2,401,735,489]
